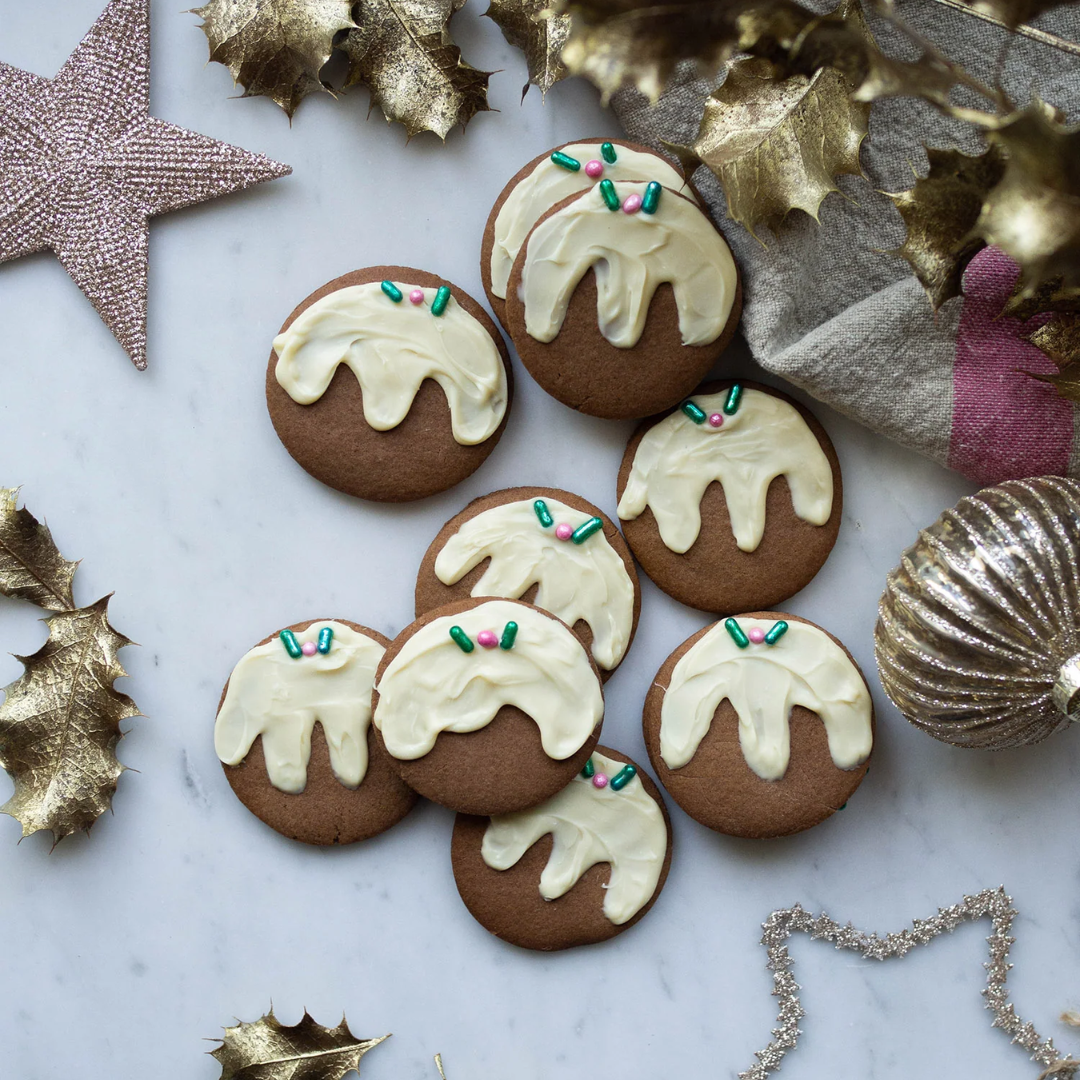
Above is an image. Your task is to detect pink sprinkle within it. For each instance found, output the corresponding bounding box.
[409,289,425,305]
[585,159,604,179]
[301,641,318,656]
[592,773,609,789]
[708,413,724,428]
[477,630,499,649]
[748,628,766,645]
[622,193,643,214]
[555,523,573,541]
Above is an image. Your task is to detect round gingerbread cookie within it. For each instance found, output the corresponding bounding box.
[372,598,604,815]
[215,619,418,845]
[267,266,513,502]
[481,138,702,329]
[616,380,842,614]
[414,486,641,680]
[452,745,672,950]
[643,612,874,838]
[503,181,742,420]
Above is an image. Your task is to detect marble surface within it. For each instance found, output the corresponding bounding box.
[1,3,1078,1078]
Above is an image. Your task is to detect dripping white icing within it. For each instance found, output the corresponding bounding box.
[433,497,635,671]
[374,600,603,761]
[617,387,833,553]
[517,181,737,349]
[273,281,508,446]
[215,622,385,794]
[482,750,667,925]
[490,142,698,301]
[660,618,872,781]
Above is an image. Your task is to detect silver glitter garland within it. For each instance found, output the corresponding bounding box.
[0,0,291,370]
[741,888,1076,1079]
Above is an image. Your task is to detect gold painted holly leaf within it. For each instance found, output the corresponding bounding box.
[684,55,869,238]
[557,0,757,103]
[486,0,570,97]
[886,145,1006,309]
[0,488,78,612]
[342,0,493,139]
[212,1010,388,1080]
[0,597,138,842]
[1028,315,1080,405]
[1004,276,1080,320]
[191,0,357,118]
[976,104,1080,299]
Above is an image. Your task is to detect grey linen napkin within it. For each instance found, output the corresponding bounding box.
[610,2,1080,482]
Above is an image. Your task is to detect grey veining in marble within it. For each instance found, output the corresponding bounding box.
[0,3,1077,1078]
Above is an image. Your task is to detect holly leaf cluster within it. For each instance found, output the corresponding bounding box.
[193,0,493,137]
[0,489,139,844]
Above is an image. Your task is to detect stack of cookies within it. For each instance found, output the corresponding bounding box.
[219,140,874,951]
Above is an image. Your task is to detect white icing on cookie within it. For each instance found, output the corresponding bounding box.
[273,282,508,446]
[490,142,698,301]
[660,618,872,781]
[374,600,603,761]
[215,622,386,794]
[518,181,737,349]
[617,387,833,554]
[482,750,666,925]
[433,497,634,671]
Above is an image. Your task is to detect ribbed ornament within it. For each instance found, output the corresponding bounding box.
[876,476,1080,748]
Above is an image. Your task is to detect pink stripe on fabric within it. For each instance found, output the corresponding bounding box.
[948,246,1072,484]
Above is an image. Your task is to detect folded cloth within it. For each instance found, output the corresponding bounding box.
[610,2,1080,483]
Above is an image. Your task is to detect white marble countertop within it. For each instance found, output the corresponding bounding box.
[1,2,1078,1077]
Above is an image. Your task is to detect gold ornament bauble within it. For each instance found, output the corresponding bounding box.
[876,476,1080,749]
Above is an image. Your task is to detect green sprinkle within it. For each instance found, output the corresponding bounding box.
[449,625,474,653]
[598,178,620,211]
[582,758,596,779]
[681,400,707,424]
[839,802,848,811]
[431,285,451,317]
[533,499,553,528]
[764,621,789,646]
[279,629,302,658]
[601,142,617,164]
[571,517,604,544]
[724,618,750,649]
[724,382,743,416]
[499,621,518,650]
[317,626,334,654]
[551,151,581,172]
[381,280,403,303]
[641,181,662,214]
[610,764,637,791]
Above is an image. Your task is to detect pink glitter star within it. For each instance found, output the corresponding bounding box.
[0,0,291,369]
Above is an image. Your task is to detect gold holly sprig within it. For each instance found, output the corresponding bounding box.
[192,0,493,138]
[211,1009,388,1080]
[0,488,139,844]
[554,0,1080,313]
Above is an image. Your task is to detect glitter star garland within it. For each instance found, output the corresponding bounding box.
[0,0,291,370]
[741,888,1077,1079]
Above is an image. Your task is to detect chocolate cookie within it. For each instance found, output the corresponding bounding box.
[415,486,641,680]
[215,619,418,845]
[481,138,701,329]
[452,746,672,950]
[617,380,842,614]
[372,598,604,815]
[503,182,742,420]
[266,266,513,502]
[643,612,874,838]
